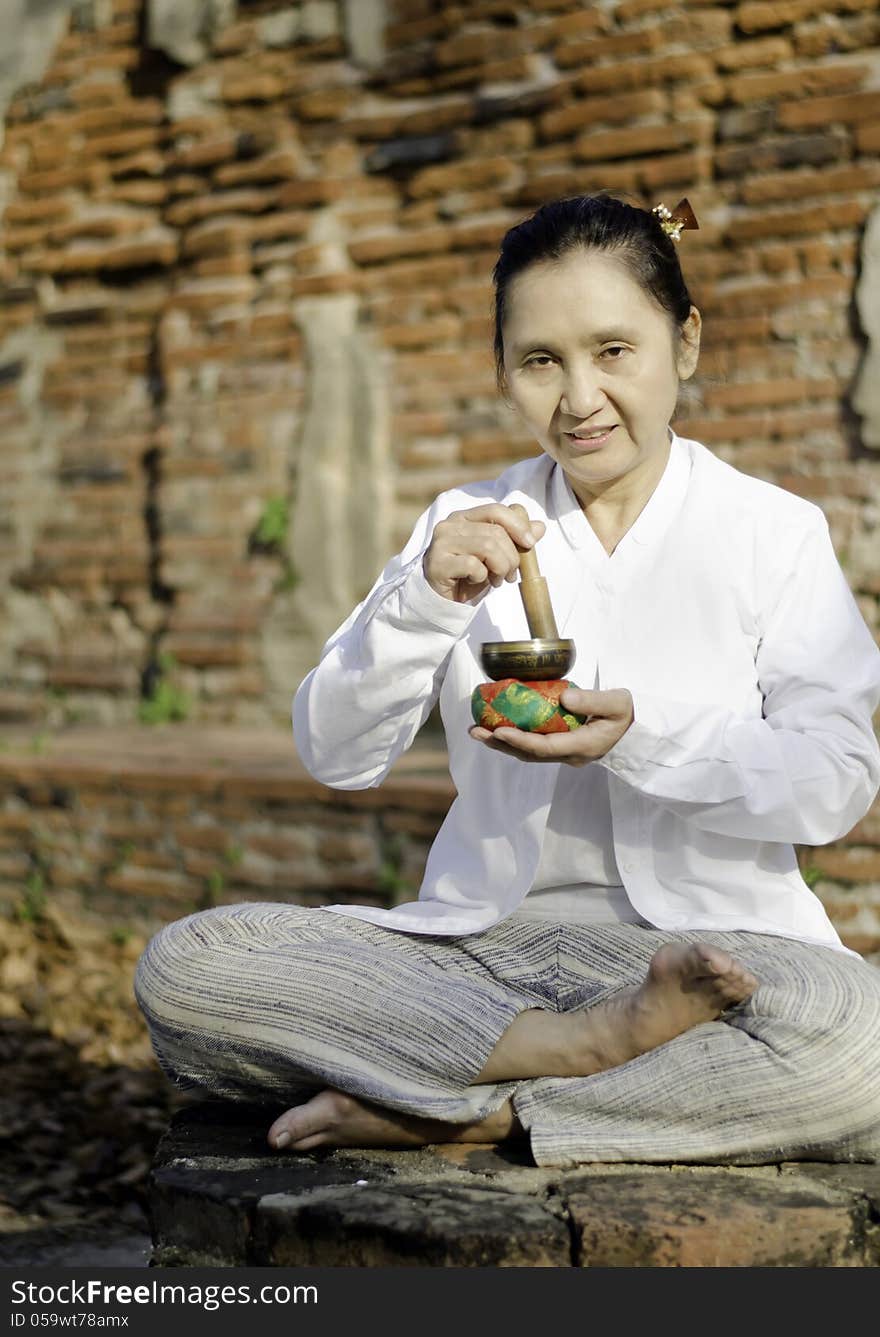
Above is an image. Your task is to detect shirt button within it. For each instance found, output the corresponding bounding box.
[622,858,639,872]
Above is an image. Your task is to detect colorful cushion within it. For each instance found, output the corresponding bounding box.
[471,679,585,734]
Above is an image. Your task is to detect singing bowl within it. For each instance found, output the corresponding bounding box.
[480,638,575,682]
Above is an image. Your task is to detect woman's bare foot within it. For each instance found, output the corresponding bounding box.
[266,941,757,1151]
[579,941,758,1072]
[268,1091,521,1153]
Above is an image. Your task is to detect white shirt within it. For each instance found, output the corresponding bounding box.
[523,662,648,924]
[292,431,880,956]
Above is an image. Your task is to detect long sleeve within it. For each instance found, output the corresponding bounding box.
[598,511,880,844]
[292,501,479,790]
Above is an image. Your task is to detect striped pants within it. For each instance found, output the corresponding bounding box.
[134,902,880,1167]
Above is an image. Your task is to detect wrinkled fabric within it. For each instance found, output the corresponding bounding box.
[135,903,880,1166]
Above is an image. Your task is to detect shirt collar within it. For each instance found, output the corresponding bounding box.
[550,428,692,553]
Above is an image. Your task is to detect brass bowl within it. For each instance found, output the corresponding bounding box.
[480,638,575,682]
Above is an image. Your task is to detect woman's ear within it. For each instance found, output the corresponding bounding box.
[677,306,702,381]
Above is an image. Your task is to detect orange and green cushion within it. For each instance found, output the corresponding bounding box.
[471,679,585,734]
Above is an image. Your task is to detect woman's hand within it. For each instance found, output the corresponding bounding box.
[470,687,635,766]
[423,503,546,604]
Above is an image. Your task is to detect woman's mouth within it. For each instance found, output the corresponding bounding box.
[565,427,615,451]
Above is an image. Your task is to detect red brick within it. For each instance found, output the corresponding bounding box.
[573,52,715,95]
[105,867,198,901]
[434,29,524,68]
[663,8,734,45]
[512,165,639,205]
[778,89,880,129]
[855,122,880,153]
[17,163,109,193]
[637,148,713,189]
[539,8,607,40]
[275,179,348,207]
[349,227,453,265]
[726,64,870,105]
[742,163,880,203]
[570,1172,863,1267]
[48,213,150,245]
[385,13,453,46]
[811,848,880,883]
[380,315,461,348]
[574,120,711,162]
[165,188,279,227]
[85,126,162,158]
[221,74,286,103]
[704,377,838,410]
[284,273,363,297]
[108,180,168,206]
[213,151,301,187]
[705,274,850,315]
[107,148,165,179]
[28,233,178,275]
[461,432,541,465]
[615,0,677,16]
[715,36,794,70]
[181,219,253,258]
[408,156,515,200]
[736,0,876,34]
[66,99,164,135]
[169,134,238,170]
[838,931,880,955]
[433,55,533,93]
[539,88,665,140]
[727,200,867,240]
[3,197,72,225]
[553,29,662,68]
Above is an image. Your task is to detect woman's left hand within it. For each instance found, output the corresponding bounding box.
[470,686,635,766]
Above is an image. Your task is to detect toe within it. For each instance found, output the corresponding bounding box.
[268,1094,329,1150]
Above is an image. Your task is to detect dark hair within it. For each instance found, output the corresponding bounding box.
[492,193,695,390]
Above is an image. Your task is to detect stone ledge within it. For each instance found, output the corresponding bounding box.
[148,1103,880,1268]
[0,726,454,811]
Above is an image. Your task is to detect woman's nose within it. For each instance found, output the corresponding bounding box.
[559,366,606,418]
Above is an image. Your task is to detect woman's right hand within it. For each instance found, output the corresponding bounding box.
[422,503,546,604]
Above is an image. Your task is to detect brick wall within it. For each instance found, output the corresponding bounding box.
[1,2,879,942]
[0,0,877,727]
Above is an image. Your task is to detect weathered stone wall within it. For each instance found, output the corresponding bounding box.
[1,0,879,731]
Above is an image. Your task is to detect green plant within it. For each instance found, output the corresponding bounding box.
[109,926,132,947]
[17,871,47,923]
[139,653,191,725]
[111,840,136,873]
[801,863,822,889]
[223,843,243,867]
[377,834,414,904]
[252,496,288,549]
[202,868,226,907]
[273,565,299,594]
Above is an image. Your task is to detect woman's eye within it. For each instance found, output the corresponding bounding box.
[525,355,555,368]
[602,345,627,359]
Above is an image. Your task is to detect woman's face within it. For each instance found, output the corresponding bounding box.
[500,248,701,503]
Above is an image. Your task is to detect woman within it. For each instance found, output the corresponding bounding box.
[136,194,880,1167]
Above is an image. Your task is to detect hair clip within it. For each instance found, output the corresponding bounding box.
[652,198,699,242]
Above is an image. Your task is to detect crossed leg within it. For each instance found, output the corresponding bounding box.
[267,939,757,1150]
[136,905,880,1168]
